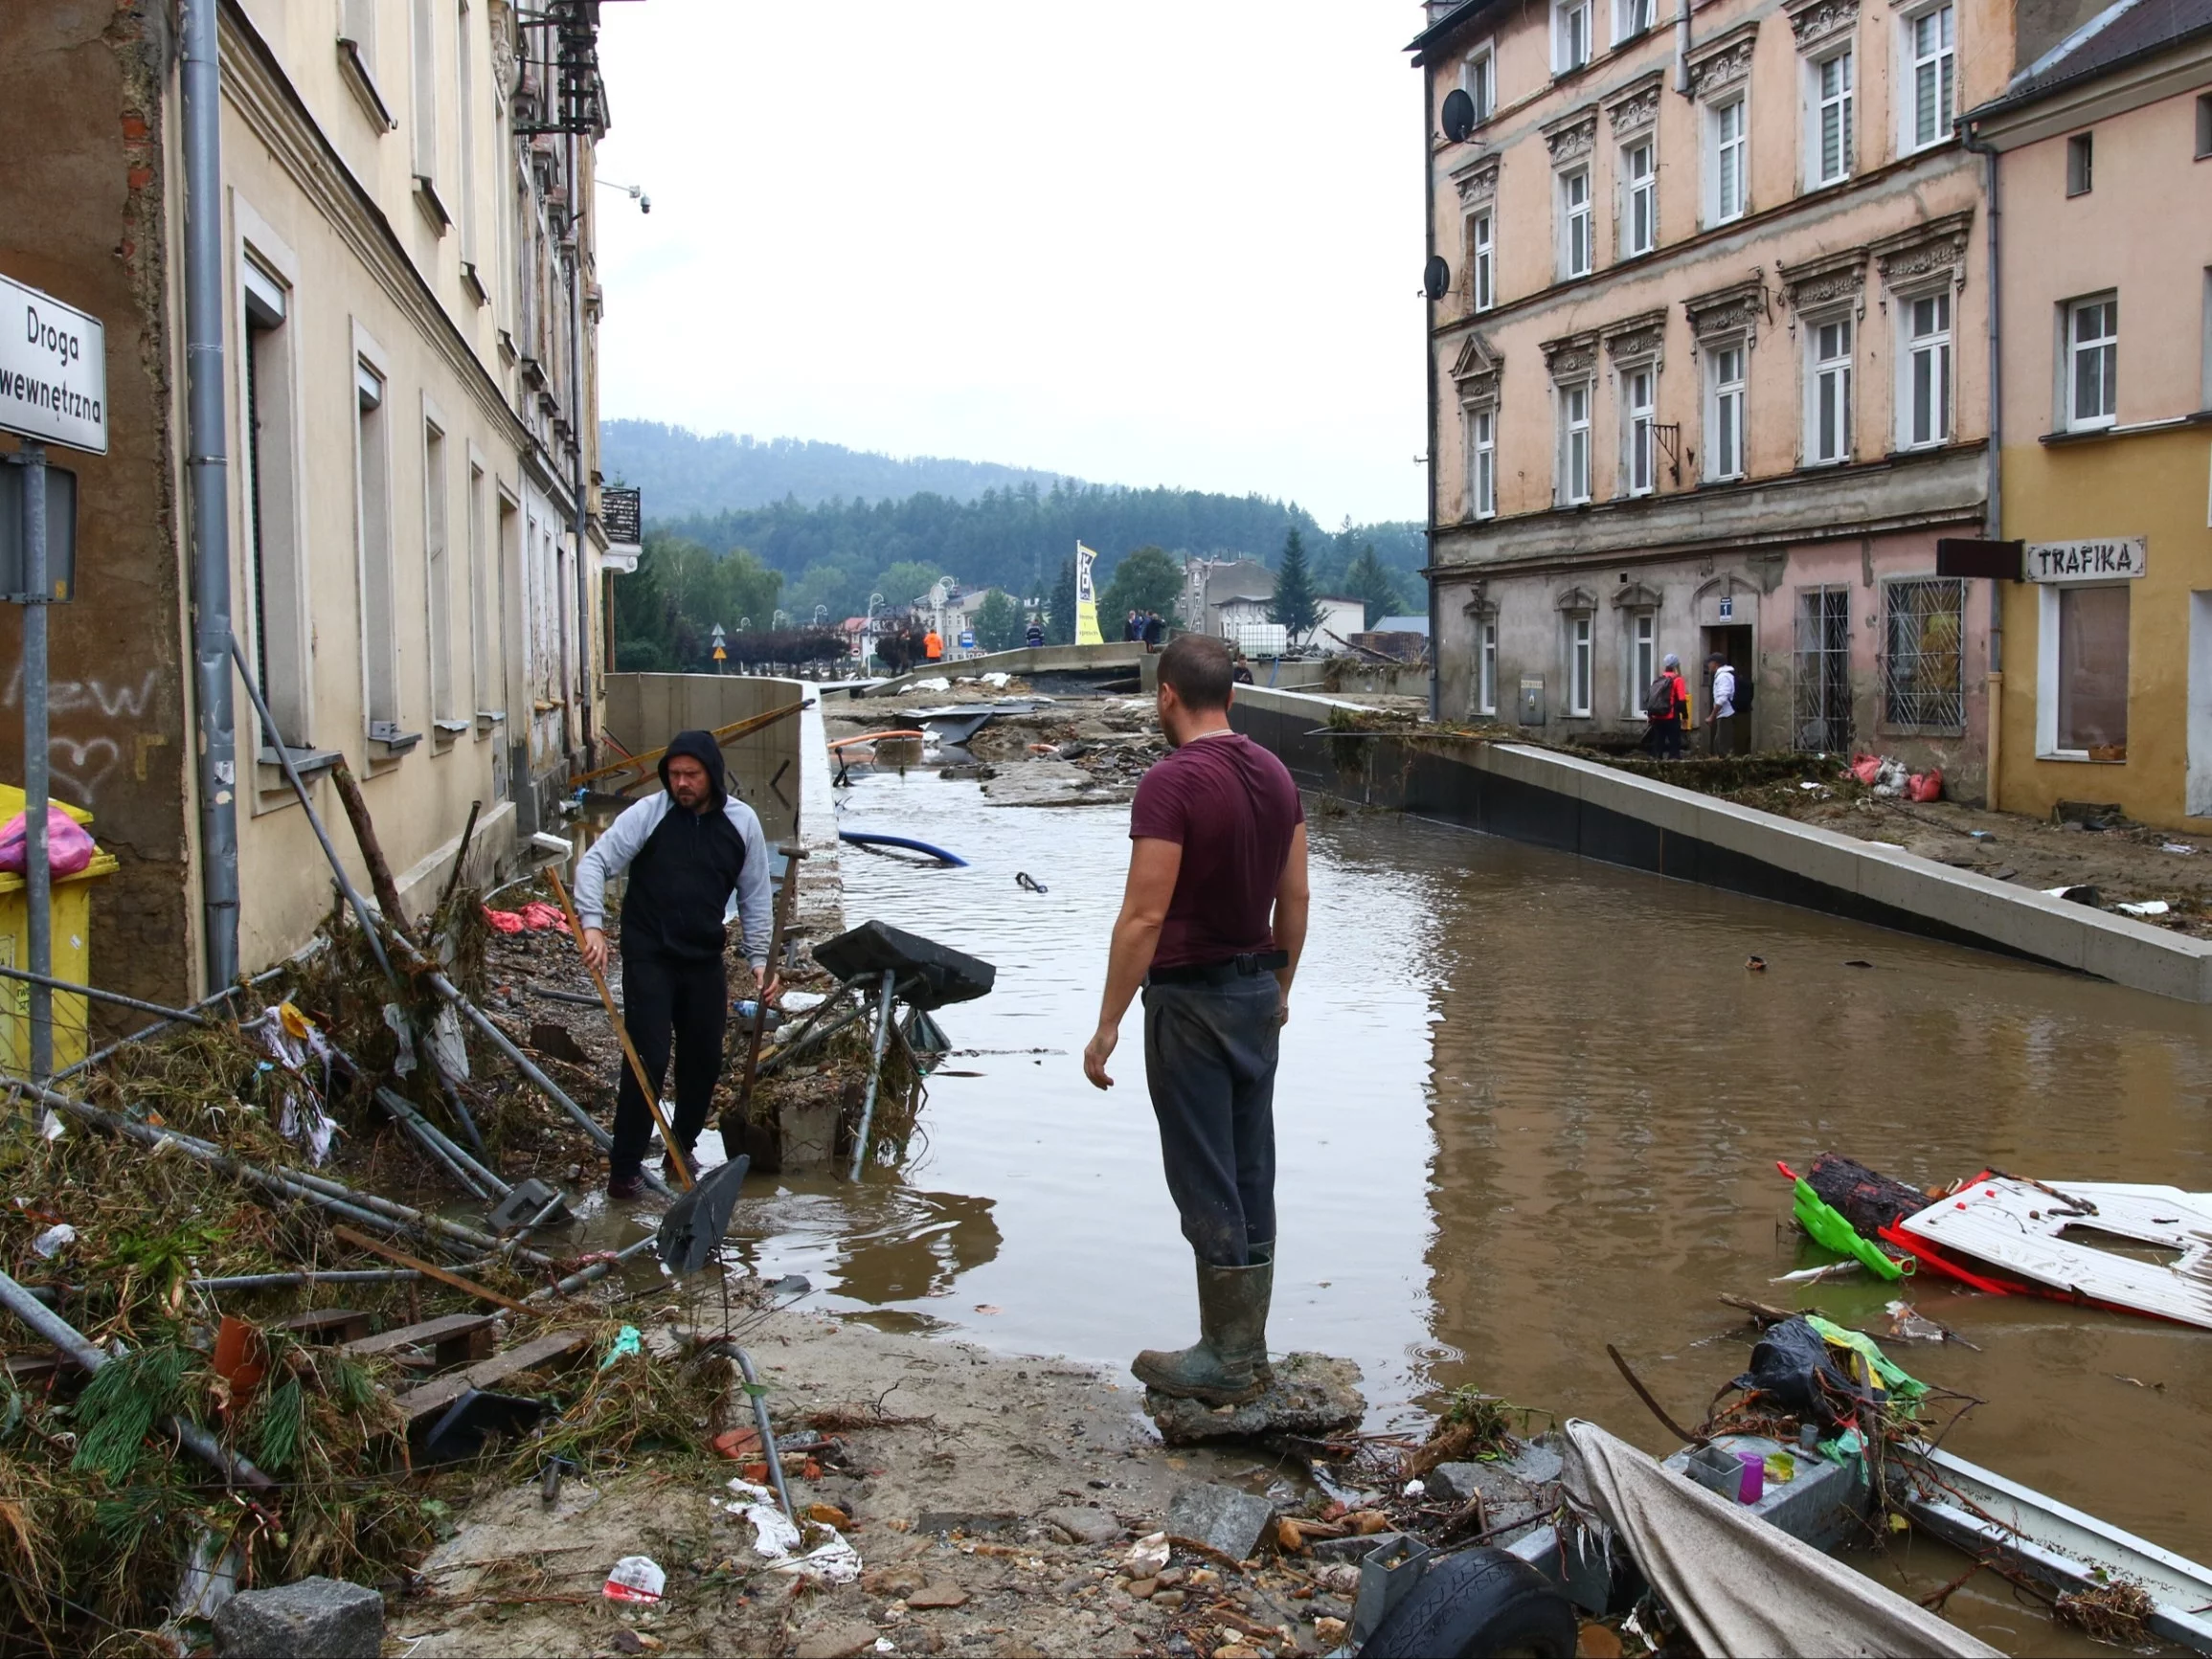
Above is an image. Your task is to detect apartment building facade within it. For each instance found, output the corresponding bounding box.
[0,0,619,1013]
[1411,0,2061,790]
[1964,0,2212,831]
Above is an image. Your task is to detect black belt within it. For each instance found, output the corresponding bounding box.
[1145,950,1289,987]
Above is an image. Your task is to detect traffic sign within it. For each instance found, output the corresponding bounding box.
[0,275,106,454]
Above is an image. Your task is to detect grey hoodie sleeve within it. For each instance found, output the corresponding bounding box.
[723,799,774,969]
[573,796,668,930]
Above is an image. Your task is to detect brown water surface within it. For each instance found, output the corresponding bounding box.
[734,768,2211,1651]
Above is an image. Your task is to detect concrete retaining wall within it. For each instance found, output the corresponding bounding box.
[1229,684,2212,1003]
[602,674,809,845]
[873,642,1146,694]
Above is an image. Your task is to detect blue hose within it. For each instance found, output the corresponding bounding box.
[839,830,968,867]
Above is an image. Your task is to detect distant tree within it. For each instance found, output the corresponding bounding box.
[875,560,945,610]
[1047,558,1077,645]
[1100,545,1183,627]
[1343,543,1405,628]
[972,590,1024,652]
[1270,529,1320,641]
[612,529,780,672]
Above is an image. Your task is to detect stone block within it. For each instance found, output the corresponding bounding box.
[214,1577,383,1659]
[1142,1352,1365,1446]
[1039,1505,1122,1546]
[1164,1483,1275,1563]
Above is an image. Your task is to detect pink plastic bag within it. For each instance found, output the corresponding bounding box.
[0,808,95,878]
[1849,754,1883,787]
[1906,769,1944,803]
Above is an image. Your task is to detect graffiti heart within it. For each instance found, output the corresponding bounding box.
[2,667,161,804]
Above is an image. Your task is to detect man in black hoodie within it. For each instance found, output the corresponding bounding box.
[574,730,774,1198]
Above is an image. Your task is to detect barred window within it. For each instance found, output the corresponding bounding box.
[1882,577,1964,729]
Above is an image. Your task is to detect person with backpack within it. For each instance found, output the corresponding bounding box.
[1643,653,1689,760]
[1706,652,1739,756]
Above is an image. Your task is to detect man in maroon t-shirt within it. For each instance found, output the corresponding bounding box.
[1085,634,1308,1405]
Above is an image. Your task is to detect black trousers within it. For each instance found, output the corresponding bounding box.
[1645,717,1684,759]
[1141,974,1280,1267]
[610,947,727,1175]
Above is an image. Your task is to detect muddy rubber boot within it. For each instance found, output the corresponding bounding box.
[1132,1258,1270,1405]
[1247,1242,1276,1386]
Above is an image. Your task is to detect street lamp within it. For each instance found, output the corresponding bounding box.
[597,177,651,213]
[774,609,789,631]
[813,604,828,626]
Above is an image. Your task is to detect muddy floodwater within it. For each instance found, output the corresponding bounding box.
[732,764,2212,1650]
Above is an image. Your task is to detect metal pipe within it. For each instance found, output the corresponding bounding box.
[567,131,594,758]
[183,0,239,993]
[374,1087,497,1200]
[524,1231,657,1303]
[55,958,296,1082]
[0,1268,271,1491]
[229,637,393,983]
[187,1269,422,1290]
[375,1086,508,1197]
[0,960,212,1028]
[845,970,899,1181]
[1672,0,1693,93]
[20,441,52,1082]
[733,1344,794,1518]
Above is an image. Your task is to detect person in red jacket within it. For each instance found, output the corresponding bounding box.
[1643,652,1690,760]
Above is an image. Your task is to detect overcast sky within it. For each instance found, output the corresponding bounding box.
[592,2,1429,527]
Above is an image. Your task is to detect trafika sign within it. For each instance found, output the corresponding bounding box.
[0,275,107,455]
[2024,538,2146,582]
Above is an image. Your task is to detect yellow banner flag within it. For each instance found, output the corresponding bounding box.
[1073,541,1103,646]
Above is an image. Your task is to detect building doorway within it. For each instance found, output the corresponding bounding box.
[1703,624,1754,752]
[1793,587,1852,753]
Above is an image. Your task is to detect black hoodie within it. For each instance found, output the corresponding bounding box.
[619,729,751,960]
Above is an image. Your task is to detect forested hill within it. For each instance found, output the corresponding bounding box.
[602,422,1072,515]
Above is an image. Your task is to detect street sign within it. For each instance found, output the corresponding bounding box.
[1935,537,2024,580]
[2023,538,2146,582]
[0,276,107,455]
[711,645,727,661]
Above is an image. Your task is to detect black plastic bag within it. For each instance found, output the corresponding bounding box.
[1727,1315,1880,1433]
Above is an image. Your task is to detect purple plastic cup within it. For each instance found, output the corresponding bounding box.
[1736,1450,1765,1504]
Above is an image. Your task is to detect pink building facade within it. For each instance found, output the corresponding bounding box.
[1410,0,2097,792]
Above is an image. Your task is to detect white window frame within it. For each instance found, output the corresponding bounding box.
[1898,286,1952,450]
[1469,209,1496,312]
[410,0,440,183]
[1704,340,1748,481]
[1705,94,1749,227]
[1568,613,1595,716]
[1627,610,1659,715]
[1554,0,1593,75]
[1621,137,1657,258]
[1478,617,1500,716]
[352,325,401,739]
[1461,44,1497,124]
[1468,404,1499,519]
[2064,292,2118,432]
[1622,362,1658,496]
[1615,0,1656,42]
[1902,2,1956,155]
[234,201,312,757]
[2036,581,2133,759]
[1806,46,1854,190]
[422,405,456,732]
[1805,312,1853,466]
[1559,381,1594,505]
[1559,166,1593,280]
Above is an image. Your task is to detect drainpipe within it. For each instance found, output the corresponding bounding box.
[183,0,240,989]
[1673,0,1693,93]
[566,131,593,764]
[1423,61,1441,722]
[1964,122,2004,807]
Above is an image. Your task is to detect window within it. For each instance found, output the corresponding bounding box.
[1568,614,1594,715]
[2066,132,2093,196]
[1882,577,1965,729]
[1623,366,1657,495]
[355,359,399,735]
[1705,343,1746,480]
[339,0,378,75]
[241,258,307,748]
[1463,47,1496,124]
[457,0,479,262]
[1902,291,1952,448]
[1707,96,1749,225]
[467,460,492,722]
[1560,168,1593,280]
[1469,406,1498,518]
[2055,585,2130,752]
[424,420,455,727]
[1628,611,1658,714]
[1906,4,1955,152]
[1794,587,1853,750]
[1478,617,1500,715]
[1468,210,1496,311]
[2066,294,2117,429]
[1555,0,1592,74]
[2198,92,2212,159]
[1622,139,1656,258]
[1809,49,1854,188]
[1807,315,1852,464]
[1616,0,1656,40]
[410,0,439,182]
[1560,382,1593,504]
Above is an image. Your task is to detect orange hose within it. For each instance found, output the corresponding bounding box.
[828,729,926,750]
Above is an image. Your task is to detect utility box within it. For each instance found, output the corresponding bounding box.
[1518,676,1546,727]
[0,785,118,1077]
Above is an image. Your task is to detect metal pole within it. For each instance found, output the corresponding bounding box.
[845,970,898,1181]
[187,1269,422,1291]
[183,0,240,992]
[524,1230,657,1303]
[19,440,51,1082]
[0,959,212,1027]
[566,133,592,762]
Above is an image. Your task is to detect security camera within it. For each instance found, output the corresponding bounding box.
[639,195,650,213]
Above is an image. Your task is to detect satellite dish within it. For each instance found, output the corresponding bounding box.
[1441,88,1476,143]
[1423,256,1452,302]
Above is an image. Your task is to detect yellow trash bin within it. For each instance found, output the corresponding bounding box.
[0,785,120,1078]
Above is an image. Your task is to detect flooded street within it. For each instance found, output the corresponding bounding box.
[733,764,2212,1645]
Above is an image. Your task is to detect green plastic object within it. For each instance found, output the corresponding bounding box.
[1804,1314,1928,1401]
[1777,1160,1906,1281]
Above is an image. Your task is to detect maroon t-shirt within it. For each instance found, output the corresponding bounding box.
[1128,732,1303,971]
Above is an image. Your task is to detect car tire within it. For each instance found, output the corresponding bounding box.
[1361,1546,1580,1659]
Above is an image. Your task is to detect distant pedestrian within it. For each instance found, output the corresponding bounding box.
[923,627,944,662]
[1026,618,1045,648]
[1086,634,1308,1405]
[1707,653,1738,756]
[1143,611,1166,648]
[1231,650,1254,685]
[1643,653,1689,760]
[1125,610,1141,642]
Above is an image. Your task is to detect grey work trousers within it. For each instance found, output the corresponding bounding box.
[1141,973,1281,1267]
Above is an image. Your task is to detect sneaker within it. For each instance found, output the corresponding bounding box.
[606,1173,645,1200]
[655,1142,699,1174]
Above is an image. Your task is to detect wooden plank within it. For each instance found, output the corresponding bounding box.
[331,1225,531,1313]
[395,1330,590,1424]
[344,1312,497,1365]
[279,1309,372,1344]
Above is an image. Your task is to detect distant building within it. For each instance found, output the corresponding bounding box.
[1313,596,1367,652]
[1967,0,2212,829]
[1181,556,1277,639]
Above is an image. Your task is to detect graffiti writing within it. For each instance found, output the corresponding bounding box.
[1,667,161,802]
